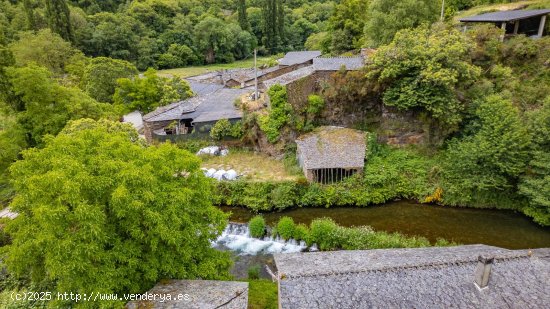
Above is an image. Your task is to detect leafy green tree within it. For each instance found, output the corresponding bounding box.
[367,25,481,126]
[81,12,143,63]
[5,119,231,307]
[365,0,439,47]
[157,44,198,69]
[262,0,285,53]
[114,68,192,113]
[81,57,138,103]
[22,0,38,31]
[326,0,368,53]
[237,0,250,31]
[210,119,232,140]
[194,16,233,64]
[9,29,82,74]
[7,64,113,146]
[45,0,74,42]
[442,95,531,204]
[520,97,550,225]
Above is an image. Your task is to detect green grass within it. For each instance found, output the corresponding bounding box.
[201,149,300,182]
[246,279,278,309]
[157,56,275,78]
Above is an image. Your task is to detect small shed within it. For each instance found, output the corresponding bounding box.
[295,126,366,184]
[125,280,248,309]
[460,9,550,38]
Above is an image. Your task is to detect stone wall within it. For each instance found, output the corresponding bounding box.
[284,71,447,147]
[143,119,173,143]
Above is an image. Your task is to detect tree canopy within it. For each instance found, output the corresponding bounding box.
[114,68,192,113]
[367,25,481,126]
[5,119,231,307]
[81,57,138,103]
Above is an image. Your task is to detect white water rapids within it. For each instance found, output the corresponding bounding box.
[214,223,315,255]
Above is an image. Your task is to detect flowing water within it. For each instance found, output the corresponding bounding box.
[219,200,550,250]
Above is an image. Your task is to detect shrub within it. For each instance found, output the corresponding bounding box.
[276,217,296,240]
[247,265,261,279]
[309,218,340,250]
[249,216,266,238]
[210,119,232,140]
[293,223,310,243]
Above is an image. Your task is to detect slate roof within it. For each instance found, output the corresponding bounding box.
[460,9,550,22]
[313,57,364,71]
[222,66,282,84]
[126,280,248,309]
[295,126,366,170]
[143,88,248,123]
[279,51,321,66]
[262,66,315,89]
[275,245,550,309]
[186,80,224,96]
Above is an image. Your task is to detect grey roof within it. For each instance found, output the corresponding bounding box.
[143,88,247,123]
[313,57,364,71]
[275,245,550,309]
[295,126,366,170]
[186,80,224,96]
[279,51,322,66]
[126,280,248,309]
[262,66,315,89]
[222,65,282,84]
[460,9,550,22]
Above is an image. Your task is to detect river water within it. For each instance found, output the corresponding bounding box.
[219,200,550,250]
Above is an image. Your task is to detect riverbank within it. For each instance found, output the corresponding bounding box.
[219,201,550,250]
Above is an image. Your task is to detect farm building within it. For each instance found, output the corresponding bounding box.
[295,126,366,184]
[142,88,248,142]
[274,245,550,309]
[278,50,321,66]
[460,9,550,38]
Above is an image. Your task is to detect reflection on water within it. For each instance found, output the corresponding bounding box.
[220,200,550,250]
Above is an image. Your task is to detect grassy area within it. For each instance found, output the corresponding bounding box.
[454,0,550,20]
[201,149,301,182]
[246,279,278,309]
[157,56,275,78]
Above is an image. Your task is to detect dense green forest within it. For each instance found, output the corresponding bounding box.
[0,0,549,307]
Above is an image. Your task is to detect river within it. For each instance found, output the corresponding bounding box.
[219,200,550,250]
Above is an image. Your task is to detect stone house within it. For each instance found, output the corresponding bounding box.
[295,126,366,184]
[142,88,248,142]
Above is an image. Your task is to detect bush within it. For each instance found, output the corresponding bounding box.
[247,265,261,279]
[293,223,310,243]
[309,218,340,250]
[276,217,296,240]
[210,119,232,140]
[249,216,266,238]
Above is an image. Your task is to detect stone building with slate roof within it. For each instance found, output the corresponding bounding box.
[278,51,321,66]
[142,88,248,142]
[295,126,366,183]
[275,245,550,309]
[460,9,550,38]
[126,280,248,309]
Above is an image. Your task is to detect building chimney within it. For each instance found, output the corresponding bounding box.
[474,255,494,290]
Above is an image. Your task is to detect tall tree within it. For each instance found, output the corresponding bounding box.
[237,0,250,31]
[45,0,74,42]
[262,0,284,53]
[5,119,231,307]
[22,0,38,31]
